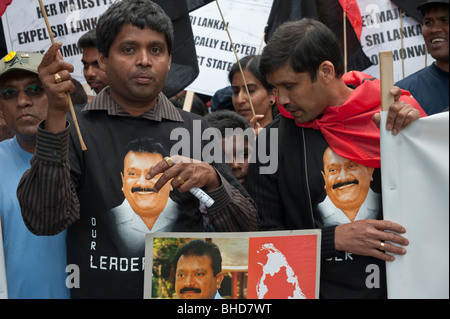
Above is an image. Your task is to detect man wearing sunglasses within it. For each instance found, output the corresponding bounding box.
[0,51,69,299]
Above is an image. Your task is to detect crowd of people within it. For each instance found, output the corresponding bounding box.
[0,0,448,299]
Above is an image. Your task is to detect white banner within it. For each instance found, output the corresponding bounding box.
[0,219,7,299]
[380,112,449,299]
[1,0,114,85]
[357,0,435,83]
[186,0,273,96]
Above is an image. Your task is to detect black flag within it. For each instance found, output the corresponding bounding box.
[264,0,318,43]
[316,0,372,72]
[154,0,214,98]
[264,0,372,72]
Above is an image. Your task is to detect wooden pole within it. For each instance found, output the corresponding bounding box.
[182,91,195,112]
[257,30,266,55]
[399,9,405,79]
[343,11,348,73]
[38,0,87,151]
[379,51,394,112]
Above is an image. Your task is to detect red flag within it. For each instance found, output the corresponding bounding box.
[0,0,12,17]
[278,71,427,168]
[338,0,362,40]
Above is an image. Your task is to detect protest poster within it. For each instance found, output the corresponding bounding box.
[1,0,112,84]
[380,112,449,299]
[143,230,321,299]
[186,0,273,96]
[357,0,435,82]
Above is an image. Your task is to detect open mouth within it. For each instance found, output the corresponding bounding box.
[430,37,447,49]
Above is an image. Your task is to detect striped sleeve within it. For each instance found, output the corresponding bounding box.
[17,121,80,236]
[207,172,259,232]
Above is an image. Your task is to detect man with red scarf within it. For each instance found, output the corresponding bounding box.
[247,18,426,298]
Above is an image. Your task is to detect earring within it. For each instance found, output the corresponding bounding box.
[269,100,275,105]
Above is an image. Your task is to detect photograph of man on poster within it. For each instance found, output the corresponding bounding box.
[318,147,381,226]
[106,138,180,256]
[144,231,321,299]
[172,239,225,299]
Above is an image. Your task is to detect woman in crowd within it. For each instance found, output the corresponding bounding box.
[228,55,279,130]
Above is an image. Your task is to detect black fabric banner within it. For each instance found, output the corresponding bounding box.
[264,0,372,72]
[390,0,424,22]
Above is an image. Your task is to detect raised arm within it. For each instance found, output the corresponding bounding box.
[17,43,79,235]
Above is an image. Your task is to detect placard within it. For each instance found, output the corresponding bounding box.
[186,0,273,96]
[0,219,8,299]
[357,0,435,82]
[1,0,113,84]
[144,230,321,299]
[380,112,449,299]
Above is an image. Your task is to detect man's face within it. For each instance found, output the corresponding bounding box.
[175,255,224,299]
[98,24,172,114]
[422,5,449,63]
[121,151,171,219]
[322,147,374,212]
[81,46,108,94]
[222,134,250,188]
[266,63,327,124]
[0,71,47,140]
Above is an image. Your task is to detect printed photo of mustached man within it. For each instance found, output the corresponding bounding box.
[317,146,381,227]
[105,138,181,257]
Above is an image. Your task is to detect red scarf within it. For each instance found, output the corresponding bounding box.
[278,71,427,168]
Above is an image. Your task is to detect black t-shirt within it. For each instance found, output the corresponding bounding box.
[248,116,386,299]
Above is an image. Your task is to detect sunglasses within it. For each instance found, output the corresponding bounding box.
[0,84,45,100]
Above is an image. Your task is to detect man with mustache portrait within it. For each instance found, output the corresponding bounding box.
[173,240,224,299]
[318,147,380,227]
[107,138,180,256]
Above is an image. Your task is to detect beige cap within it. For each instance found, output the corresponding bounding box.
[0,51,43,79]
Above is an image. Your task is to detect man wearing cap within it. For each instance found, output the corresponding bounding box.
[396,0,449,115]
[0,51,69,299]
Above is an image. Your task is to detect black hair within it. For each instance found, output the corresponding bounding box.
[228,55,279,119]
[123,137,169,162]
[77,29,97,49]
[172,240,222,276]
[204,110,250,136]
[419,1,449,16]
[96,0,174,57]
[228,55,274,92]
[259,18,345,82]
